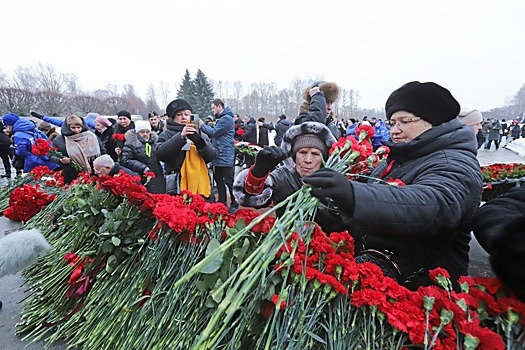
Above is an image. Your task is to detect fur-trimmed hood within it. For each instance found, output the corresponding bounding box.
[302,81,340,103]
[281,122,337,172]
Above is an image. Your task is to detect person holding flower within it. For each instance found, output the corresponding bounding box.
[233,121,345,234]
[50,115,105,184]
[121,120,165,194]
[303,81,483,289]
[1,113,59,174]
[156,99,216,198]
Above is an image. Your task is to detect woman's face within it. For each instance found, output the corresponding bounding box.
[389,111,432,143]
[118,116,131,127]
[68,124,83,134]
[295,147,323,177]
[174,109,191,124]
[94,120,106,132]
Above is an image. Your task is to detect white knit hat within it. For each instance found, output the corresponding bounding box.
[458,108,483,125]
[135,120,151,132]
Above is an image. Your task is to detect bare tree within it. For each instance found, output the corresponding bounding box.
[69,95,106,115]
[157,80,172,112]
[145,83,161,113]
[0,87,35,115]
[33,90,69,116]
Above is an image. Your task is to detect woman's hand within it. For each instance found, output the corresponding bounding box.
[115,147,122,155]
[60,157,71,164]
[182,124,198,138]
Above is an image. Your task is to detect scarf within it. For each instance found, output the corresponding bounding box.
[65,132,101,173]
[180,143,211,197]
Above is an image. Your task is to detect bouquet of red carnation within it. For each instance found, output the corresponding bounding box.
[3,184,56,222]
[112,133,126,148]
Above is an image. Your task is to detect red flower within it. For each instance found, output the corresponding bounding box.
[458,318,505,350]
[31,138,52,156]
[3,184,56,222]
[236,128,245,136]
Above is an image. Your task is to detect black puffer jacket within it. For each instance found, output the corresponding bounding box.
[242,117,257,144]
[348,119,483,289]
[156,119,216,175]
[121,130,165,194]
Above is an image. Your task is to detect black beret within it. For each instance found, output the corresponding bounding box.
[117,110,131,120]
[166,99,193,119]
[385,81,460,126]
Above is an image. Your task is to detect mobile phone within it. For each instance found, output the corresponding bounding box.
[191,114,200,128]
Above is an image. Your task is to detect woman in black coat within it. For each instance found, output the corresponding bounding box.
[156,99,216,198]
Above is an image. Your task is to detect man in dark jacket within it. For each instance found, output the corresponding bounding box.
[262,114,292,147]
[303,81,483,290]
[93,154,138,177]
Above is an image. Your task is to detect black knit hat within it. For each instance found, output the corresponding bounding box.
[385,81,460,126]
[117,110,131,120]
[166,99,193,119]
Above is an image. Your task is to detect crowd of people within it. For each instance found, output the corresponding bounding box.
[1,80,524,297]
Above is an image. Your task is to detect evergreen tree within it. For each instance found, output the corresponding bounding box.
[192,69,215,119]
[177,69,195,105]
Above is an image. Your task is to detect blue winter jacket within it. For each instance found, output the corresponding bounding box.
[372,120,390,146]
[11,118,60,172]
[200,107,235,167]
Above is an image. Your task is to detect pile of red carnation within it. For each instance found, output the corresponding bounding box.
[3,184,56,222]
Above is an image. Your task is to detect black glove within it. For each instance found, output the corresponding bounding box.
[251,146,289,178]
[187,132,205,149]
[30,111,44,119]
[302,168,355,216]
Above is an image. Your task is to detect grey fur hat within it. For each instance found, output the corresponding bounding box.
[281,122,336,172]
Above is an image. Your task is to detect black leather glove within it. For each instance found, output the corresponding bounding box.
[251,146,289,178]
[302,168,355,216]
[30,111,44,119]
[187,132,205,149]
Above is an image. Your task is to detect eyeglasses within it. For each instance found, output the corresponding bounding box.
[389,117,421,129]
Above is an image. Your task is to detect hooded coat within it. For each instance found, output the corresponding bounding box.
[121,129,165,194]
[346,119,483,289]
[10,118,60,173]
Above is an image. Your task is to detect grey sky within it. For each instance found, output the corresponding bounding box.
[2,0,524,112]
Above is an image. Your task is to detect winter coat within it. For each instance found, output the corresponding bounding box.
[488,121,501,141]
[51,120,106,183]
[372,120,390,147]
[294,92,327,126]
[257,124,270,147]
[234,119,245,141]
[200,107,235,167]
[156,120,216,175]
[121,129,165,194]
[510,124,521,139]
[233,122,342,234]
[109,162,138,177]
[471,187,525,301]
[242,117,258,144]
[10,118,60,173]
[113,121,135,135]
[265,119,293,147]
[95,125,119,162]
[345,119,482,289]
[345,123,357,137]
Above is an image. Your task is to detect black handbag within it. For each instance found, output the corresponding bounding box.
[354,249,402,282]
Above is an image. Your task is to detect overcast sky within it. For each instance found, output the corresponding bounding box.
[2,0,524,112]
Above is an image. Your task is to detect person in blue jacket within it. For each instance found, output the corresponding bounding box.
[198,98,238,213]
[2,113,59,173]
[31,111,98,130]
[372,119,390,151]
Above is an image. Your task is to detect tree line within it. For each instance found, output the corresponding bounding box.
[1,63,523,123]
